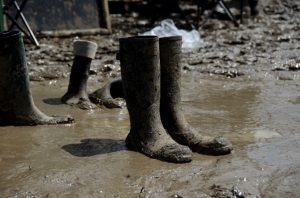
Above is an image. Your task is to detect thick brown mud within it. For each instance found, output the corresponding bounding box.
[0,73,299,197]
[1,0,300,197]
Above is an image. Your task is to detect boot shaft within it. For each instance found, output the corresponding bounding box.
[0,31,34,114]
[159,36,182,108]
[68,56,91,95]
[0,31,29,86]
[66,40,98,96]
[119,36,161,129]
[159,36,189,130]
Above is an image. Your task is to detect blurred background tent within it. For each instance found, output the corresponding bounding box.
[20,0,102,30]
[0,0,112,46]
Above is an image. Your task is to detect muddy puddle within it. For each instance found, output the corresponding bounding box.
[0,71,299,197]
[1,0,300,196]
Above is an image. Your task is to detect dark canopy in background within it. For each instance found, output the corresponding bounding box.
[5,0,101,31]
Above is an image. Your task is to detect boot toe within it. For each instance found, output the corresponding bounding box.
[158,144,192,163]
[214,136,232,148]
[191,136,233,156]
[126,134,192,163]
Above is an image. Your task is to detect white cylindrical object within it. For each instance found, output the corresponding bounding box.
[73,40,98,59]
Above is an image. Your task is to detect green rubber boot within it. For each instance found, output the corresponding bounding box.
[0,31,74,126]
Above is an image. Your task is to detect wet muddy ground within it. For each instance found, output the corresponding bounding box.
[1,0,300,197]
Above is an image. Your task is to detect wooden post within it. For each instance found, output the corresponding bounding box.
[98,0,112,33]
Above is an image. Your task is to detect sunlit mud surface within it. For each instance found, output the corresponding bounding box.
[1,0,300,197]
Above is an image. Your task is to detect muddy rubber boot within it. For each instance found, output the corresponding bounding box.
[0,31,74,126]
[249,0,259,16]
[159,36,233,155]
[120,36,192,163]
[89,75,126,108]
[61,40,97,110]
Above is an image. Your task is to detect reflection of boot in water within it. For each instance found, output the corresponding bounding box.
[0,31,74,126]
[61,40,97,110]
[159,36,233,155]
[120,36,192,163]
[89,75,126,108]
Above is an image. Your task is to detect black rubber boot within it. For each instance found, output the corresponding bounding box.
[89,75,126,108]
[0,31,74,126]
[120,36,192,163]
[61,40,97,110]
[249,0,259,16]
[159,36,233,155]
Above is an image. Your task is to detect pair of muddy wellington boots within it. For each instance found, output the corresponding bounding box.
[119,36,233,163]
[61,40,126,109]
[0,31,74,126]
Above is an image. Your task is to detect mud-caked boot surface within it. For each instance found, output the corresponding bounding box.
[0,31,74,126]
[120,36,192,163]
[159,36,233,155]
[89,75,126,108]
[61,40,97,110]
